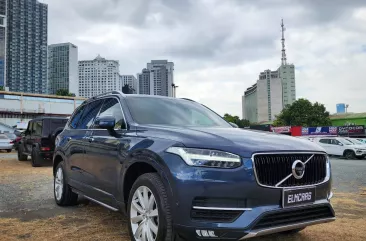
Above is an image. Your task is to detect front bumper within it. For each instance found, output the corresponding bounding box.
[162,153,335,240]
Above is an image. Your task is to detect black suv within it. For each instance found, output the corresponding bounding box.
[18,117,68,167]
[53,91,334,241]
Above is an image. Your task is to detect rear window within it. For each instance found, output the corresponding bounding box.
[41,119,68,136]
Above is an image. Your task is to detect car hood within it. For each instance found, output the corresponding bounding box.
[349,144,366,149]
[136,125,325,157]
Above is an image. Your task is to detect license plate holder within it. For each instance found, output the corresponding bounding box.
[282,187,316,208]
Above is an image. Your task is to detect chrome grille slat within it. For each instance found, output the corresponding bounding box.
[253,153,327,188]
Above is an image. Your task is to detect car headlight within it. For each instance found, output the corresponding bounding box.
[166,147,242,168]
[355,149,366,152]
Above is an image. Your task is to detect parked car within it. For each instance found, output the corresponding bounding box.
[18,117,68,167]
[0,134,14,152]
[343,137,366,147]
[313,137,366,159]
[53,92,335,241]
[356,138,366,144]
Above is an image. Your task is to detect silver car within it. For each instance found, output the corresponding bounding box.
[0,134,13,152]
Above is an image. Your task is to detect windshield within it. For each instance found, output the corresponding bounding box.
[346,138,364,145]
[125,97,231,128]
[339,138,354,145]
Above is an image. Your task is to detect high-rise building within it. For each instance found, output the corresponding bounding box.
[48,43,78,96]
[120,75,138,94]
[5,0,48,93]
[0,0,6,88]
[137,60,175,97]
[138,68,151,95]
[242,19,295,123]
[78,55,120,98]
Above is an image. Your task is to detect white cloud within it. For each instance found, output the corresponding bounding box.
[43,0,366,117]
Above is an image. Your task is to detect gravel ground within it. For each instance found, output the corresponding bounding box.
[0,152,365,241]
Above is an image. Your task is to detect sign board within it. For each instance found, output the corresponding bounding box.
[272,126,291,133]
[338,125,365,135]
[302,126,338,136]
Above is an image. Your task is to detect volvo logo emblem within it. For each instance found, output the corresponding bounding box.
[292,160,305,179]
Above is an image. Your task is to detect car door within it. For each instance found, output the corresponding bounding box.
[317,138,332,154]
[64,104,88,191]
[71,99,104,196]
[84,97,131,206]
[24,122,33,153]
[31,120,43,152]
[329,139,344,156]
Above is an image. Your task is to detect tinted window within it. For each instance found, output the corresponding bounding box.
[77,100,103,129]
[69,105,85,129]
[319,139,329,144]
[125,97,231,127]
[33,121,42,136]
[97,98,125,129]
[50,119,68,131]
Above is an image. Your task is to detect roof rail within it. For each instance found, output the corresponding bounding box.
[91,90,125,100]
[180,98,196,102]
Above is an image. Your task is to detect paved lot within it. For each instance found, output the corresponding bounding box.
[0,152,365,241]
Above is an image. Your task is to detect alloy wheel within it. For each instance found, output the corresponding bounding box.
[54,167,64,201]
[130,186,159,241]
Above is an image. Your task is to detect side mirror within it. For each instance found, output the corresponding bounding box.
[94,116,115,130]
[229,122,239,128]
[338,143,343,146]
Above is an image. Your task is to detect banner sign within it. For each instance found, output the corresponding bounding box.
[338,125,365,135]
[301,126,338,136]
[272,126,291,133]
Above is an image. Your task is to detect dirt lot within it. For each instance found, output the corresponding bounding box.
[1,153,366,241]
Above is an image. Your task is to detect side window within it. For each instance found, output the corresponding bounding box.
[332,139,341,145]
[33,121,42,136]
[97,98,126,129]
[319,139,329,144]
[69,105,85,129]
[26,122,33,136]
[77,100,103,129]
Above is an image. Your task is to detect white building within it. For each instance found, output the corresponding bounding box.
[78,55,120,98]
[120,75,138,94]
[0,91,85,126]
[278,64,296,107]
[48,43,79,96]
[138,60,174,97]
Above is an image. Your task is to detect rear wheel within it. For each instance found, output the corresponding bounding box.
[17,146,28,161]
[54,162,78,206]
[128,173,181,241]
[344,150,355,160]
[7,149,12,153]
[31,148,43,167]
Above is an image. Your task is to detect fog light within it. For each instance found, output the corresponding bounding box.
[196,230,218,238]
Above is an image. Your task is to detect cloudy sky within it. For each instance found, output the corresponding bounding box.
[43,0,366,117]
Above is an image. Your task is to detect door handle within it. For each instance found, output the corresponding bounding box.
[67,137,72,141]
[88,137,94,142]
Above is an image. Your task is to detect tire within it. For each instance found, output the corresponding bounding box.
[282,227,305,234]
[344,150,355,160]
[7,149,12,153]
[31,148,43,167]
[128,173,180,241]
[17,145,28,161]
[54,161,78,206]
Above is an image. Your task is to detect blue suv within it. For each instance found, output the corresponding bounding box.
[53,91,335,241]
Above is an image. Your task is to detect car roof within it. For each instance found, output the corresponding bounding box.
[30,116,68,121]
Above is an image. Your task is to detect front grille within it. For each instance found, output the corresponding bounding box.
[252,205,334,230]
[191,209,242,222]
[253,153,327,187]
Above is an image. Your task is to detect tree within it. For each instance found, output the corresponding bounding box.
[0,86,4,91]
[56,89,73,96]
[273,98,332,127]
[223,113,250,128]
[122,84,133,94]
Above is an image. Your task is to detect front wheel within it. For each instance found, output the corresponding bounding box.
[128,173,180,241]
[344,150,355,160]
[54,162,78,206]
[17,146,28,161]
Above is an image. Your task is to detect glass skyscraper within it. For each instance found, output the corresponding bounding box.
[5,0,48,93]
[0,0,6,88]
